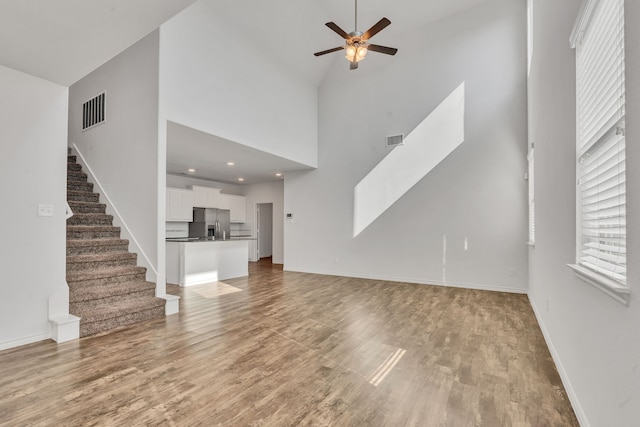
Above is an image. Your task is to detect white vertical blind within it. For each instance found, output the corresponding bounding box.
[576,0,626,283]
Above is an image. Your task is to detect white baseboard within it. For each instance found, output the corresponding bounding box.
[0,332,51,351]
[283,266,528,294]
[528,295,590,427]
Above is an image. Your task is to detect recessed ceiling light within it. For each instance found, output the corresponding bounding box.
[238,177,244,182]
[187,168,196,173]
[275,173,282,177]
[227,162,235,166]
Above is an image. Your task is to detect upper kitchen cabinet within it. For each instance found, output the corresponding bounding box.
[166,188,194,222]
[192,185,221,208]
[219,194,246,223]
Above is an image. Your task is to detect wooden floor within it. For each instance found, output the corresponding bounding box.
[0,262,578,426]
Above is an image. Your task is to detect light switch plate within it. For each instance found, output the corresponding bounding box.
[38,204,54,217]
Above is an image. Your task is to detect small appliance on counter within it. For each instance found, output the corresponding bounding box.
[189,208,231,240]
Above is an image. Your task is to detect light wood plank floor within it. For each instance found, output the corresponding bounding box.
[0,261,578,426]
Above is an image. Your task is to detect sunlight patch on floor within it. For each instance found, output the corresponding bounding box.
[189,282,242,298]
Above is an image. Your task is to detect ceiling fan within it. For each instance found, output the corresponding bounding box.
[314,0,398,70]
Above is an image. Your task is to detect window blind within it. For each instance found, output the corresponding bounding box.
[576,0,626,283]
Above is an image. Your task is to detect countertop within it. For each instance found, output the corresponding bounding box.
[166,237,256,243]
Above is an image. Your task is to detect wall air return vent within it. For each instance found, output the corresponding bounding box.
[82,91,106,131]
[386,134,404,147]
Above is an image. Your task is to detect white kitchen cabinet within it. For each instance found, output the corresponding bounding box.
[191,186,221,208]
[219,194,246,223]
[166,188,194,222]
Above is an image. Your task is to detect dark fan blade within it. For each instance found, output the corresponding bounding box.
[362,17,391,40]
[326,22,350,40]
[368,44,398,56]
[350,61,358,70]
[314,46,345,57]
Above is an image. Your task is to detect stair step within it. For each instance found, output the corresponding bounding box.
[64,156,166,338]
[67,213,113,226]
[67,190,99,203]
[67,162,82,171]
[67,225,120,239]
[69,280,156,304]
[67,201,106,214]
[72,294,165,337]
[67,252,137,272]
[67,181,94,192]
[67,265,147,287]
[67,171,88,182]
[67,238,129,255]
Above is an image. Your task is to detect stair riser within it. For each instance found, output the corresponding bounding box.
[67,203,106,214]
[69,282,155,303]
[67,192,100,203]
[67,215,113,226]
[67,257,137,273]
[67,271,146,288]
[67,228,120,239]
[67,244,129,256]
[78,306,165,337]
[67,172,88,182]
[67,162,82,171]
[67,182,94,192]
[68,155,77,163]
[70,289,156,310]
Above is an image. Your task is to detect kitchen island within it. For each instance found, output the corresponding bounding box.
[166,238,250,286]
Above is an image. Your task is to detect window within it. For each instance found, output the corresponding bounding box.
[570,0,628,303]
[528,143,535,245]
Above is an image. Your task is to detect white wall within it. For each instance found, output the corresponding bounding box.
[68,31,161,288]
[159,0,318,168]
[528,1,640,425]
[285,0,528,292]
[244,181,284,264]
[0,65,68,349]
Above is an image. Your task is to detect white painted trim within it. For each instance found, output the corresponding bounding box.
[528,295,591,427]
[282,267,528,295]
[567,264,630,306]
[161,295,180,315]
[0,332,51,351]
[50,315,81,343]
[71,144,158,282]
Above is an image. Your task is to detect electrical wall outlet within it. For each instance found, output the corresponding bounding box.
[38,204,54,217]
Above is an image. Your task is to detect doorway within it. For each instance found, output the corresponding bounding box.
[256,203,273,261]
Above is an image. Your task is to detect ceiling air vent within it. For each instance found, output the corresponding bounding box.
[82,91,106,131]
[386,134,404,147]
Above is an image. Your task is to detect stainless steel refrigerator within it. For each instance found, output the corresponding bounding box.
[189,208,231,240]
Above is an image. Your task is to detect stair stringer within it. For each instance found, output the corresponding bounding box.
[70,144,160,293]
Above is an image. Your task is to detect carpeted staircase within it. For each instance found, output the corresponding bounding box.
[66,155,165,337]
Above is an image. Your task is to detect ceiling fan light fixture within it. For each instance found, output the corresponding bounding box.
[345,44,368,63]
[314,0,396,70]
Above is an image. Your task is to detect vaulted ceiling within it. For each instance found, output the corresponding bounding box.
[0,0,488,87]
[0,0,491,184]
